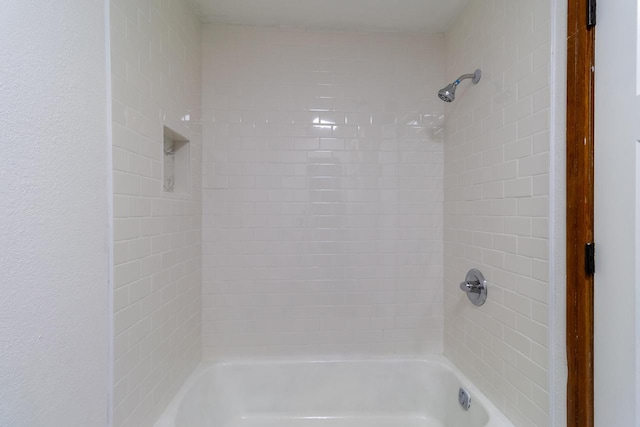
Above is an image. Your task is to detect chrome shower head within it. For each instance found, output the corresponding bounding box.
[438,83,457,103]
[438,69,481,103]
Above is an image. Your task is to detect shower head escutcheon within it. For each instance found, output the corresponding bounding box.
[437,69,481,102]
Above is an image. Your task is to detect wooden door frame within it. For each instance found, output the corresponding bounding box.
[566,0,595,425]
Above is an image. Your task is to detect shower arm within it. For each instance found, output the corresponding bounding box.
[453,71,481,86]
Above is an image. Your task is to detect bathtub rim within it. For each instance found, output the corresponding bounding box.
[154,355,515,427]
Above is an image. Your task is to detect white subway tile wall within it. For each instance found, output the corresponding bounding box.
[110,0,202,426]
[201,25,445,359]
[443,1,550,427]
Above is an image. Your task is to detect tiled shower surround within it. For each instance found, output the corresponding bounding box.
[110,0,202,426]
[109,1,554,426]
[201,26,446,359]
[443,1,551,426]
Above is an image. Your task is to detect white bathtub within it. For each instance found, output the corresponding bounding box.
[155,357,514,427]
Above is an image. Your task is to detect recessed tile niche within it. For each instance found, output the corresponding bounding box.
[163,126,190,194]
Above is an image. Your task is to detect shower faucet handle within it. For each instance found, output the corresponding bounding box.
[458,269,488,306]
[459,279,483,293]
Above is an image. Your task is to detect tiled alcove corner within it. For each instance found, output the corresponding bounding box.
[163,126,190,194]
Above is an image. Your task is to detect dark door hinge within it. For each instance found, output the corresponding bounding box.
[585,242,595,275]
[588,0,597,28]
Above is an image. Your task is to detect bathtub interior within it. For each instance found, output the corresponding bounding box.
[170,359,504,427]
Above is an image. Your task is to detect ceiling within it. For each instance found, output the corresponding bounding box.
[191,0,471,33]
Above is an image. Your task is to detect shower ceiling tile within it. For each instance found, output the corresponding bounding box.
[192,0,471,33]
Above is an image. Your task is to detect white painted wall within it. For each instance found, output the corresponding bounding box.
[201,25,446,359]
[193,0,469,33]
[443,1,552,426]
[594,0,640,425]
[0,1,111,426]
[109,0,202,426]
[550,0,567,425]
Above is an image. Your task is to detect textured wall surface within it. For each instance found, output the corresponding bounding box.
[0,1,110,426]
[201,25,446,359]
[550,0,567,424]
[110,0,202,425]
[443,1,551,426]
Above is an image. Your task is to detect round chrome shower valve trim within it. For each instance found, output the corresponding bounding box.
[459,268,488,306]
